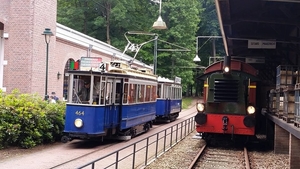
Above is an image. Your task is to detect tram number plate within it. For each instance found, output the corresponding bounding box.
[75,111,84,116]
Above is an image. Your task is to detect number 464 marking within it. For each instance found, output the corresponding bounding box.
[75,111,84,116]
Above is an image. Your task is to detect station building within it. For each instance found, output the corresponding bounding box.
[0,0,148,100]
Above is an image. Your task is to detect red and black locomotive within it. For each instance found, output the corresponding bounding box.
[195,56,260,142]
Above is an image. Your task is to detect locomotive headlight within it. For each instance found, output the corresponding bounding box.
[74,118,83,128]
[224,66,230,73]
[196,103,205,112]
[247,106,255,114]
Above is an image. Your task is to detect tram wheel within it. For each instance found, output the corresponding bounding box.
[131,128,136,137]
[144,123,150,132]
[61,136,70,143]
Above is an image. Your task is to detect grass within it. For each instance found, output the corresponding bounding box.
[182,97,195,109]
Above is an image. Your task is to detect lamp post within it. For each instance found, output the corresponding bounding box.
[154,35,158,75]
[152,0,167,30]
[152,0,166,74]
[193,37,201,62]
[42,28,53,101]
[193,36,222,62]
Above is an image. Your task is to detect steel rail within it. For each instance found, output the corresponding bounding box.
[187,143,207,169]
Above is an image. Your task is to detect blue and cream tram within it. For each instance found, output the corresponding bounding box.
[155,76,182,122]
[61,61,157,142]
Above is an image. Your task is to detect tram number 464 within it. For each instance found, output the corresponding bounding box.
[75,111,84,116]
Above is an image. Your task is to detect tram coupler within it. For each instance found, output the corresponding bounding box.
[222,116,229,133]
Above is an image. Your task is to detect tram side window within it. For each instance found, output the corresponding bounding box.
[151,85,157,101]
[179,88,182,99]
[165,86,170,99]
[163,86,167,99]
[172,87,175,99]
[129,84,136,104]
[123,83,129,104]
[157,84,162,98]
[145,85,151,102]
[138,84,145,102]
[180,88,182,98]
[174,87,178,99]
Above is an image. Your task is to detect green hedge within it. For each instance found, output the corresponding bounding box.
[0,89,66,149]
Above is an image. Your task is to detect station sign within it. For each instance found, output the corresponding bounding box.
[248,40,276,49]
[245,57,265,63]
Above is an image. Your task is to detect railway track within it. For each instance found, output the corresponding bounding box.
[189,144,250,169]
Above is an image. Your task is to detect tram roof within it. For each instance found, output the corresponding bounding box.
[67,61,157,81]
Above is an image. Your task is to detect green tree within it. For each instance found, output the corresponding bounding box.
[153,0,201,92]
[57,0,207,93]
[196,0,225,67]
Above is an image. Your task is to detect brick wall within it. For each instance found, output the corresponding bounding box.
[274,124,289,154]
[2,0,57,95]
[0,0,122,100]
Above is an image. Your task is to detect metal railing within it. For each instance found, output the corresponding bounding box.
[78,117,195,169]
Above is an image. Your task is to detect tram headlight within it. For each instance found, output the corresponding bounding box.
[74,118,83,128]
[247,106,255,114]
[196,103,205,113]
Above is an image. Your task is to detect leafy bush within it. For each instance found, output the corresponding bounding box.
[0,89,66,149]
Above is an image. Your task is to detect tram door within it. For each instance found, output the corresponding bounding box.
[105,78,122,127]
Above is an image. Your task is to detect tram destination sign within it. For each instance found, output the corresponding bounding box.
[80,57,102,71]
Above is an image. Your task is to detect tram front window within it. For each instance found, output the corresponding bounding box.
[71,75,101,104]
